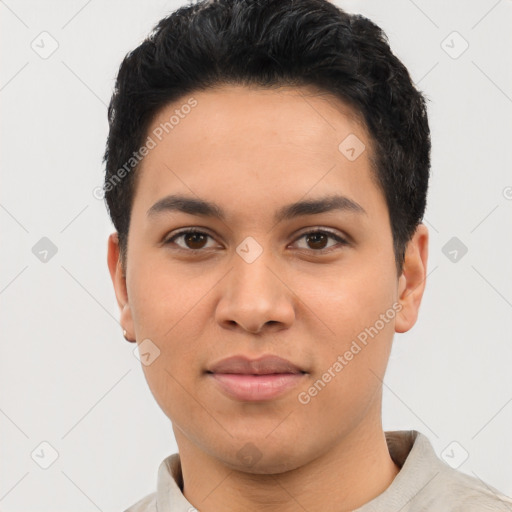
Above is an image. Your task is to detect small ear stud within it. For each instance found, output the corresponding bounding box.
[123,329,130,341]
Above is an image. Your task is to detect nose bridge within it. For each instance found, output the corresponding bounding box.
[231,240,280,304]
[215,237,295,332]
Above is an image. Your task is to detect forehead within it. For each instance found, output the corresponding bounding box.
[132,84,383,222]
[145,84,369,156]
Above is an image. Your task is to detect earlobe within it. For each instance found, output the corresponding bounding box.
[107,233,136,342]
[395,223,429,334]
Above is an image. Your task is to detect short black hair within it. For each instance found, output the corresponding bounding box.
[103,0,431,274]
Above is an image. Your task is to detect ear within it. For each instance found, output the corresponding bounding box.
[395,223,429,334]
[107,232,136,343]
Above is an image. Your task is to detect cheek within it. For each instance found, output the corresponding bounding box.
[296,259,398,342]
[292,256,398,400]
[128,256,215,341]
[294,277,396,434]
[128,263,212,409]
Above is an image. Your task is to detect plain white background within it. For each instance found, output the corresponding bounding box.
[1,0,511,510]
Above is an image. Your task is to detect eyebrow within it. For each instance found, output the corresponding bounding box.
[146,193,366,223]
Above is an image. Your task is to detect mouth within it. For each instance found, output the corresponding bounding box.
[206,354,307,401]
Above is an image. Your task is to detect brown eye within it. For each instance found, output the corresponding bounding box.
[165,230,216,251]
[293,229,348,252]
[183,232,208,249]
[305,232,329,250]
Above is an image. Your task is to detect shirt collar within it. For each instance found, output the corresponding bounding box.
[155,430,436,511]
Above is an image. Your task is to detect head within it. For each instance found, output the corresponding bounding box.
[105,0,430,473]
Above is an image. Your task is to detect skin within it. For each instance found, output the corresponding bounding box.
[108,84,428,512]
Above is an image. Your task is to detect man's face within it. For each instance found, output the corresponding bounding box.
[112,85,418,473]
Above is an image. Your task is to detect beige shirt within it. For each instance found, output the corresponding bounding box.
[124,430,512,511]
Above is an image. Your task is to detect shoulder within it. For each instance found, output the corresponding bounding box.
[123,491,157,512]
[426,464,512,511]
[408,432,512,511]
[375,431,512,511]
[122,453,182,512]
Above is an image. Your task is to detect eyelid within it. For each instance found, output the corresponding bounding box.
[163,227,220,249]
[291,226,348,241]
[288,228,349,251]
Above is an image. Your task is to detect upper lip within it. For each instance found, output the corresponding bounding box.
[207,355,305,375]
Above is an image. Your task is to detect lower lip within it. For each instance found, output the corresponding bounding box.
[209,373,306,401]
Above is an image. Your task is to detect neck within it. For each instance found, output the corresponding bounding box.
[174,421,400,512]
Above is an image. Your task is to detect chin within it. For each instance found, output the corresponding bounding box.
[217,438,310,475]
[227,454,305,475]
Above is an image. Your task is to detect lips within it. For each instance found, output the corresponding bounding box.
[207,354,305,375]
[207,355,307,401]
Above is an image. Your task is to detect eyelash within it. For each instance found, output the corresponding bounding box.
[164,227,349,254]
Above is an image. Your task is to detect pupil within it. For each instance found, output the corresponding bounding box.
[307,233,327,249]
[186,233,206,249]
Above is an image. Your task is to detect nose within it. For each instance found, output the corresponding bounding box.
[215,247,296,334]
